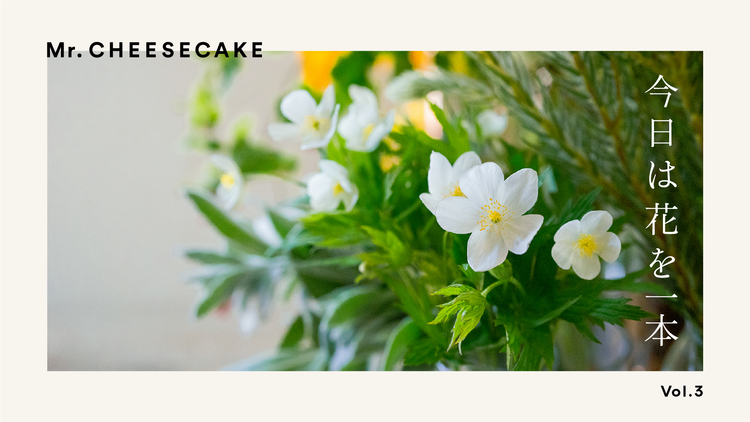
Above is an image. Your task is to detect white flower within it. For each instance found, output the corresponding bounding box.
[477,110,508,137]
[338,85,395,152]
[419,151,481,215]
[551,210,622,280]
[211,155,242,210]
[268,85,340,150]
[436,162,544,272]
[307,160,358,212]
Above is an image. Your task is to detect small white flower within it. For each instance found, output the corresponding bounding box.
[338,85,395,152]
[436,162,544,272]
[419,151,481,215]
[307,160,358,212]
[477,110,508,137]
[211,155,242,210]
[551,210,622,280]
[268,85,340,150]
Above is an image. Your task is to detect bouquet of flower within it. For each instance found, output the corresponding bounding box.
[182,51,703,371]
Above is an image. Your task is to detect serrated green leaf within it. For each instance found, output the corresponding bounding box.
[433,284,474,297]
[404,339,443,367]
[528,296,581,328]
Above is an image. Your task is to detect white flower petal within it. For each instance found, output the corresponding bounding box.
[316,85,336,117]
[319,159,352,191]
[435,196,481,234]
[348,85,379,113]
[419,193,441,215]
[502,214,544,255]
[217,184,241,210]
[427,151,452,196]
[551,242,575,270]
[301,104,340,150]
[554,219,582,242]
[580,210,613,235]
[342,186,359,211]
[467,229,508,272]
[502,168,539,215]
[572,254,601,280]
[210,155,235,172]
[268,122,303,142]
[307,173,336,201]
[595,232,621,263]
[451,151,482,180]
[363,111,395,152]
[280,90,317,124]
[459,162,505,206]
[338,111,364,149]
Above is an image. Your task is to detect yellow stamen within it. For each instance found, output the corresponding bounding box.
[452,185,465,197]
[362,123,376,141]
[303,115,329,134]
[478,197,514,233]
[332,182,345,196]
[220,173,235,189]
[575,234,597,257]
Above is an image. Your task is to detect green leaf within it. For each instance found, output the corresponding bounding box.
[195,268,247,317]
[232,128,296,175]
[186,189,267,254]
[221,348,323,371]
[300,212,369,248]
[429,287,487,353]
[184,249,242,265]
[361,226,409,266]
[280,316,305,349]
[266,208,296,238]
[528,297,581,328]
[429,103,470,158]
[433,284,474,297]
[390,127,453,162]
[380,318,422,371]
[404,339,444,367]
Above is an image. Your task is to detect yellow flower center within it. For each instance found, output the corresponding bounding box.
[220,173,235,189]
[444,184,466,198]
[303,115,330,134]
[332,182,345,196]
[362,123,376,141]
[478,198,514,233]
[575,234,597,257]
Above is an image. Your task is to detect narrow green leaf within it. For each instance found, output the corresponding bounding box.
[280,316,305,349]
[186,189,267,254]
[380,318,422,371]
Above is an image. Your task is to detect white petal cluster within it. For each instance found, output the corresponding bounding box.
[268,85,340,150]
[307,160,359,212]
[419,151,481,215]
[211,155,243,210]
[551,211,622,280]
[338,85,395,152]
[436,162,544,272]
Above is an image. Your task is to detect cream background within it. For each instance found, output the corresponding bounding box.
[47,53,303,370]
